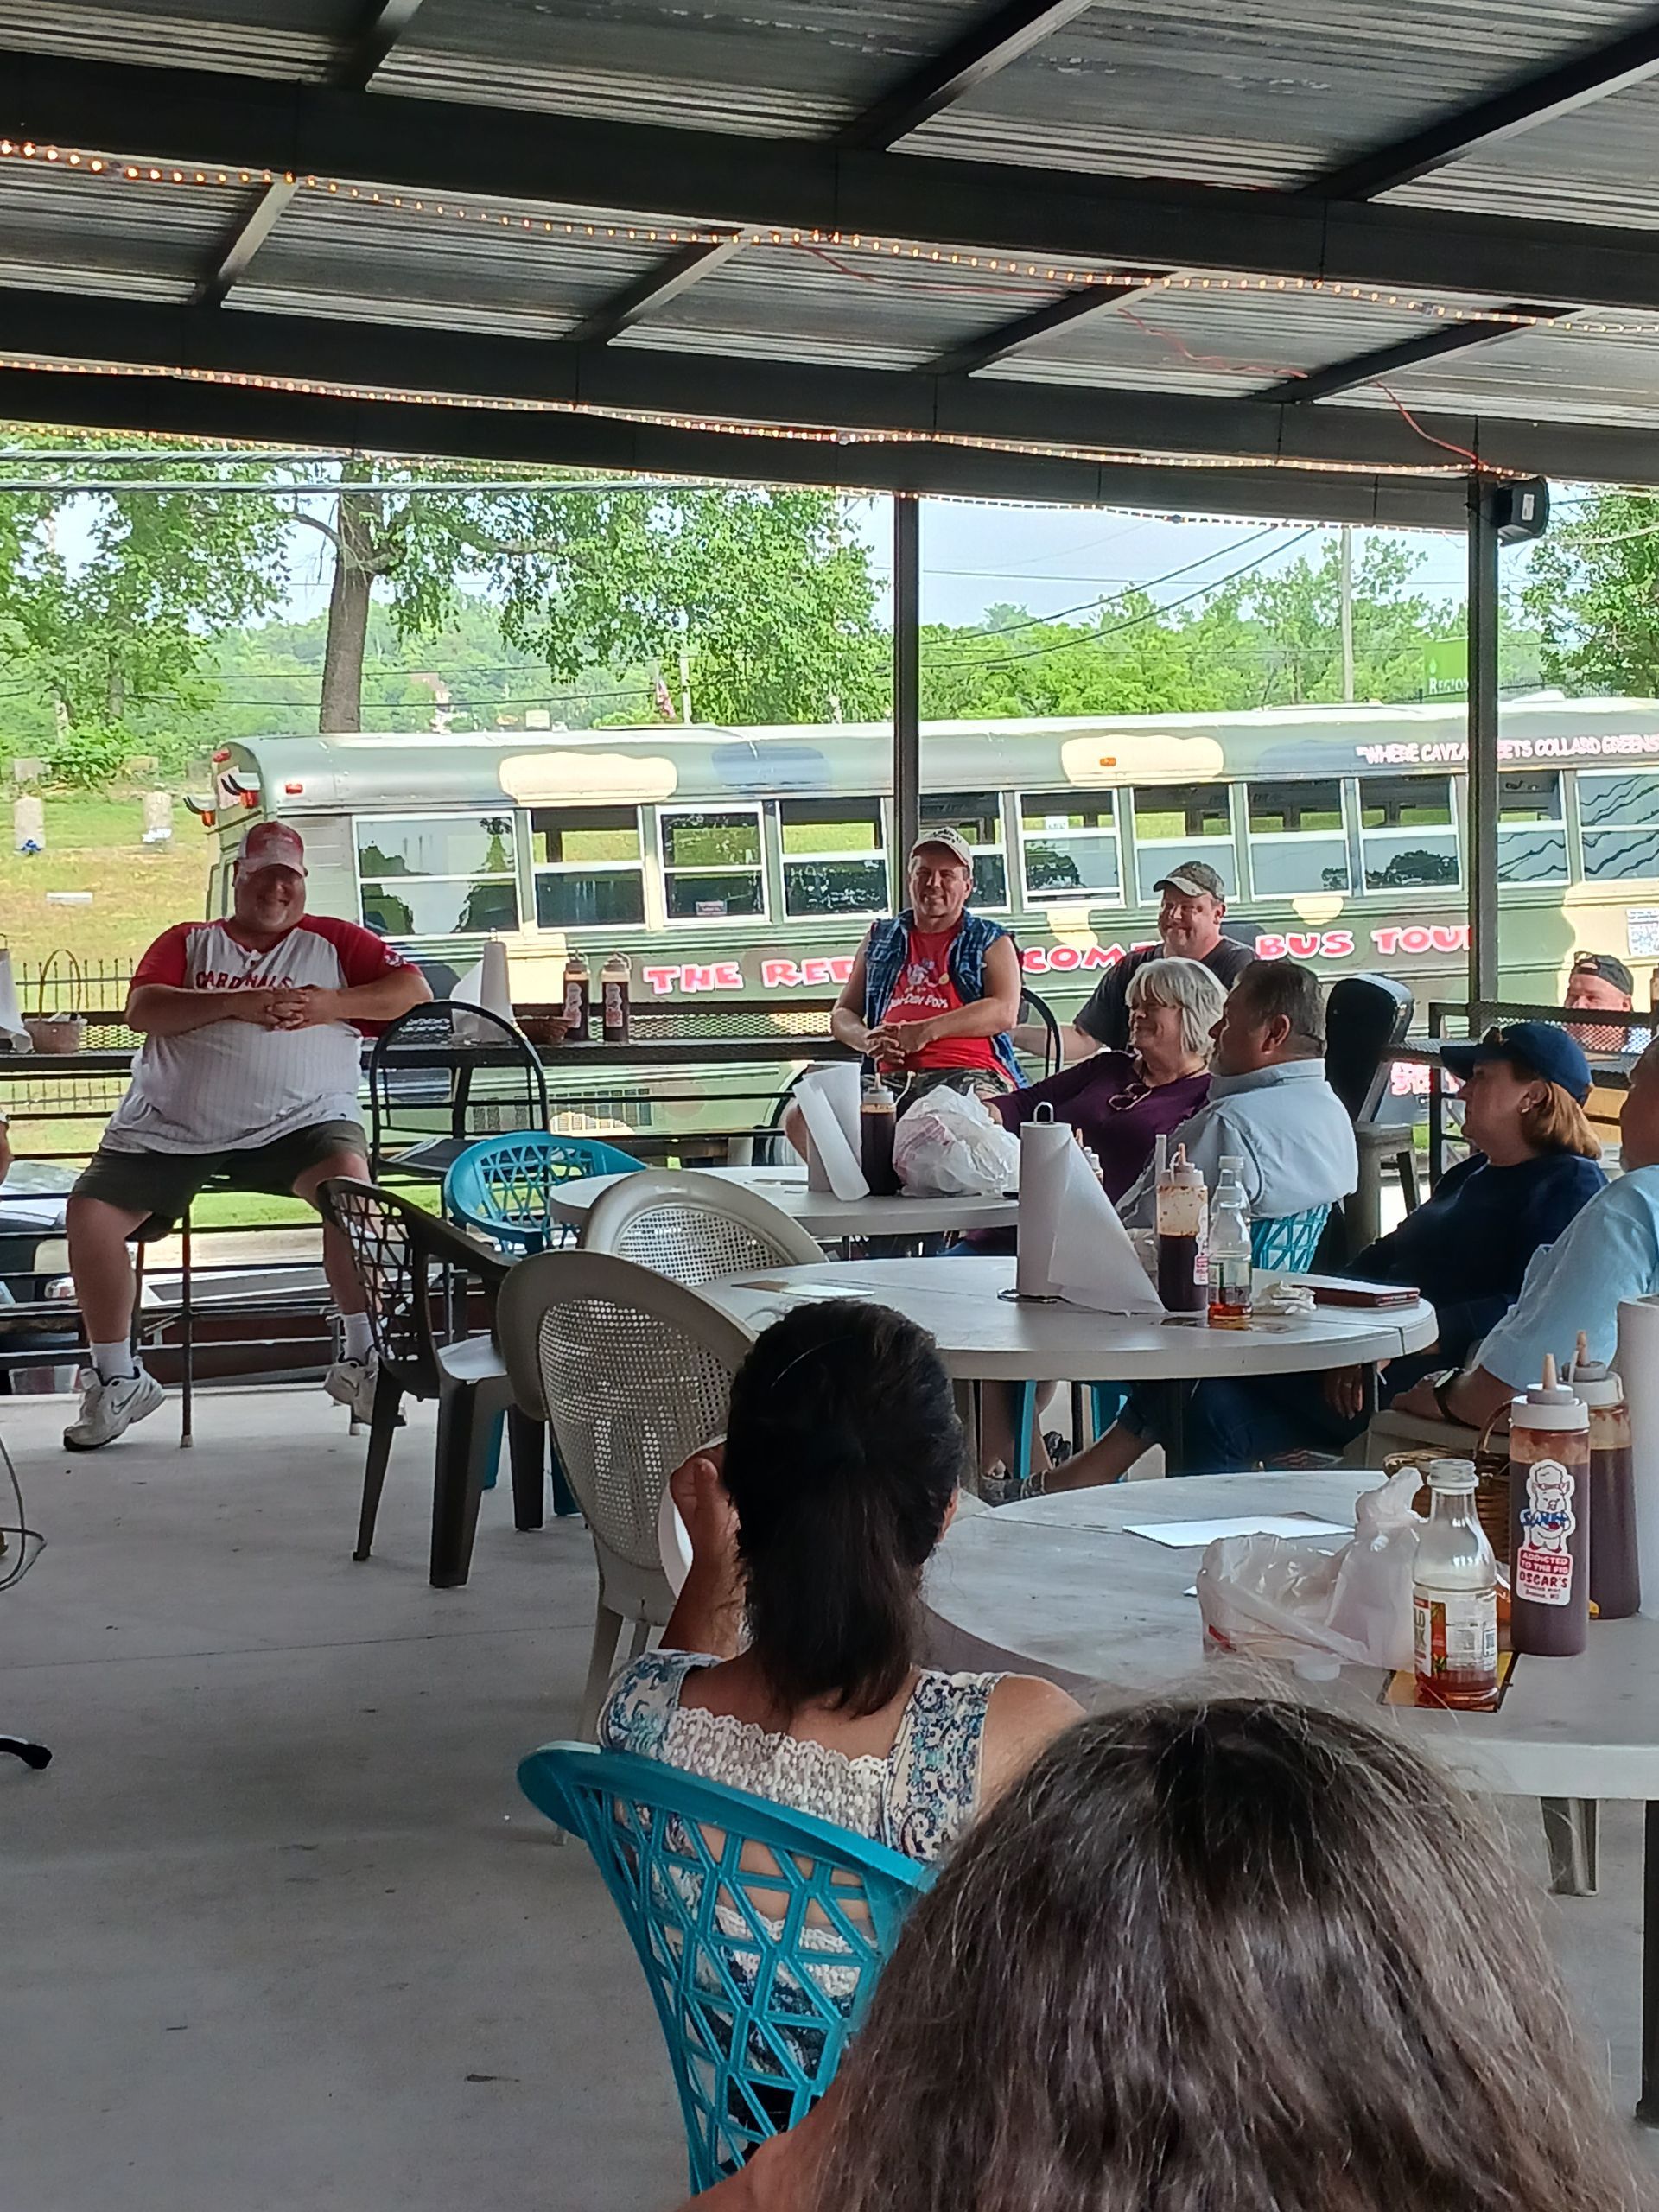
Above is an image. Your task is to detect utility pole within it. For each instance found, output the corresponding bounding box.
[1339,524,1356,703]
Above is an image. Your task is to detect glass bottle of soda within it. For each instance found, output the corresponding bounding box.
[1413,1457,1499,1708]
[860,1071,899,1196]
[601,952,632,1045]
[1206,1155,1252,1329]
[1509,1353,1591,1658]
[1155,1145,1207,1313]
[563,950,591,1043]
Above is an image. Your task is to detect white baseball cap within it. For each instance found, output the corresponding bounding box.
[909,827,974,869]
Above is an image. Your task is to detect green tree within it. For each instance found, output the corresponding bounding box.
[1523,491,1659,695]
[0,428,289,780]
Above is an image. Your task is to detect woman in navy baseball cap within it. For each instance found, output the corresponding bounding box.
[1440,1019,1593,1103]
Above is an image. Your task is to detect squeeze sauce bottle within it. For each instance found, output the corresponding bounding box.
[1155,1145,1207,1314]
[1569,1331,1641,1620]
[1509,1353,1592,1658]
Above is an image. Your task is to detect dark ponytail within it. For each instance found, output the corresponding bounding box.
[721,1301,964,1718]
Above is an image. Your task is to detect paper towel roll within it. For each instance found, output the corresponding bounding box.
[1616,1295,1659,1619]
[795,1065,868,1201]
[0,947,28,1053]
[1015,1109,1072,1298]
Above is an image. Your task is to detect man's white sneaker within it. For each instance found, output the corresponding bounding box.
[325,1355,379,1424]
[62,1367,166,1452]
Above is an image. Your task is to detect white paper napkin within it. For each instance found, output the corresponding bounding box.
[1047,1146,1165,1314]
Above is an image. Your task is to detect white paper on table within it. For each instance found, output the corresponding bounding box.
[1126,1514,1353,1549]
[1015,1113,1072,1298]
[1046,1145,1164,1314]
[1617,1294,1659,1618]
[793,1065,868,1202]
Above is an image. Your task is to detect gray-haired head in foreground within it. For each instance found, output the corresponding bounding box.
[807,1696,1649,2212]
[1125,955,1228,1060]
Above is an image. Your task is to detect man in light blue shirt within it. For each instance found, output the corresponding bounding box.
[1118,959,1358,1228]
[1059,961,1357,1489]
[1392,1039,1659,1429]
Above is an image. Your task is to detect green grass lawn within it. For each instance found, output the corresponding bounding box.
[3,790,212,977]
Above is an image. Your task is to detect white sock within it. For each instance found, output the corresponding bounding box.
[92,1339,137,1383]
[341,1312,374,1362]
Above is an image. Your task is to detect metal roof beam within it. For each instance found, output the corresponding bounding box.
[1259,303,1575,404]
[563,233,747,347]
[835,0,1096,151]
[16,53,1659,312]
[193,1,429,308]
[928,274,1165,377]
[0,282,1649,483]
[1311,10,1659,201]
[0,363,1471,527]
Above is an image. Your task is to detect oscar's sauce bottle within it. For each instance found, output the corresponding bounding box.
[1509,1354,1591,1658]
[601,952,632,1045]
[563,950,591,1043]
[1569,1332,1641,1620]
[1155,1145,1207,1314]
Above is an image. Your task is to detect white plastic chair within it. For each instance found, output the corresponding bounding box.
[579,1169,823,1281]
[496,1250,754,1736]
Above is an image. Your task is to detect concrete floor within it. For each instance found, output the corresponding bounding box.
[2,1384,1653,2209]
[0,1386,685,2212]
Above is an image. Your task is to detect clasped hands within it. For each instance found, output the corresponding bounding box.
[862,1015,936,1065]
[232,985,341,1030]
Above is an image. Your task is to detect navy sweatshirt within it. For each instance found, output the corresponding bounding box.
[1355,1148,1607,1370]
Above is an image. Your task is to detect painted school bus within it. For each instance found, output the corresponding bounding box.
[200,698,1659,1044]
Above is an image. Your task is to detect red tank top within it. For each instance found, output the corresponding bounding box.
[879,927,999,1073]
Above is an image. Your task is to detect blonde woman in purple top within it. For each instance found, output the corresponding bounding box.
[994,956,1224,1200]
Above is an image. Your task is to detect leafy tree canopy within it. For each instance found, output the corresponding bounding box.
[1523,491,1659,696]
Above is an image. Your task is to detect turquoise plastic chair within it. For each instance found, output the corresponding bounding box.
[518,1742,931,2192]
[443,1133,643,1255]
[1009,1204,1334,1486]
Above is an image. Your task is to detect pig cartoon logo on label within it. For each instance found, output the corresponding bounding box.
[1515,1457,1577,1608]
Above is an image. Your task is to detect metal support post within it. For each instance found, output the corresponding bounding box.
[892,493,922,893]
[1466,475,1501,1006]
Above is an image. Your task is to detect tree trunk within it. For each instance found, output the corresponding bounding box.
[319,471,378,734]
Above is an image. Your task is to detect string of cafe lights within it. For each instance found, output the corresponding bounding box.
[0,348,1480,482]
[0,134,1654,340]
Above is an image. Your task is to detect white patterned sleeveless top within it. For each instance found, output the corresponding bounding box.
[597,1649,1007,1864]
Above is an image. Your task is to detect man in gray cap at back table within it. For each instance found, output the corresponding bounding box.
[1046,861,1255,1062]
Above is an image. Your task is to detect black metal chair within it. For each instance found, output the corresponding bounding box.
[316,1176,552,1587]
[1325,973,1419,1255]
[366,1001,549,1185]
[1017,983,1062,1083]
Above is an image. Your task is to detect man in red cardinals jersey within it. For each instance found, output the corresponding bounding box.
[63,822,430,1449]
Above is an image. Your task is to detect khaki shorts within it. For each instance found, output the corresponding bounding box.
[73,1118,367,1235]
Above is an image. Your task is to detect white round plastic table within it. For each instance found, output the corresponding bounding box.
[704,1255,1437,1383]
[547,1164,1018,1243]
[923,1471,1659,2122]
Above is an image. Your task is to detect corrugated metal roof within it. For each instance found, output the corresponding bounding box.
[1362,316,1659,425]
[378,0,988,135]
[0,0,342,75]
[0,156,258,291]
[1387,78,1659,231]
[906,1,1648,184]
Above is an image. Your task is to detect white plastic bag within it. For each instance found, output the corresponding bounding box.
[892,1085,1020,1198]
[1195,1466,1421,1674]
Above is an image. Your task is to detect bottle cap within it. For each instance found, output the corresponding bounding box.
[1427,1457,1478,1491]
[1219,1154,1244,1178]
[1568,1329,1624,1407]
[1166,1144,1203,1188]
[1512,1351,1589,1433]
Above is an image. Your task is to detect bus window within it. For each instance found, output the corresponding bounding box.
[1246,780,1350,898]
[1019,792,1122,906]
[1360,775,1459,891]
[1497,771,1567,883]
[780,798,887,917]
[355,813,520,938]
[1132,784,1236,901]
[921,792,1007,908]
[1579,769,1659,882]
[659,806,766,920]
[531,804,645,928]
